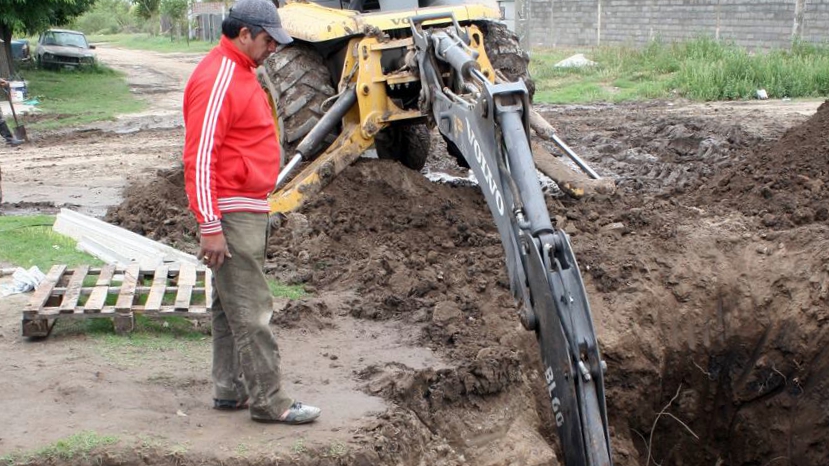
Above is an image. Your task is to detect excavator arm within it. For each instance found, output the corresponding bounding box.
[410,13,613,466]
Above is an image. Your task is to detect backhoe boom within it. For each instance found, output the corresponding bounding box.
[410,14,612,466]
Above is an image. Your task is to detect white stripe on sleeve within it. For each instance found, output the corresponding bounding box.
[195,57,236,223]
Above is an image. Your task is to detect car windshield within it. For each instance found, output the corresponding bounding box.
[43,32,88,48]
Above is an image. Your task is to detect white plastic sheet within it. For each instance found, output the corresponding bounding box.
[0,266,46,297]
[554,54,597,68]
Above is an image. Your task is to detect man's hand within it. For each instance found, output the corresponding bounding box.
[199,233,232,269]
[0,79,7,88]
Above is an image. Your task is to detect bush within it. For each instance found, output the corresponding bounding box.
[671,37,829,100]
[74,11,120,35]
[70,0,135,35]
[530,36,829,103]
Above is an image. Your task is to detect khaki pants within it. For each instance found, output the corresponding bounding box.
[211,211,293,420]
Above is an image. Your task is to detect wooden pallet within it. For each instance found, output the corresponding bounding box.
[21,263,212,337]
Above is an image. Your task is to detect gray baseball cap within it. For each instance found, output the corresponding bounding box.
[229,0,293,45]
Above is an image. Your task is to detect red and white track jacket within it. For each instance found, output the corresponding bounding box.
[183,36,280,236]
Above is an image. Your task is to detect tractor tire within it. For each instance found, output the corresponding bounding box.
[262,43,338,159]
[375,124,431,171]
[479,21,535,101]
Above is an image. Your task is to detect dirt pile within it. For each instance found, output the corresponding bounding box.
[539,102,763,196]
[104,166,198,252]
[708,100,829,228]
[263,144,829,465]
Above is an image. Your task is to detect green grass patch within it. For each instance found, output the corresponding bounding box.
[267,277,307,300]
[0,215,102,270]
[87,33,216,53]
[1,431,119,465]
[326,441,349,458]
[53,314,207,339]
[530,36,829,103]
[23,65,145,129]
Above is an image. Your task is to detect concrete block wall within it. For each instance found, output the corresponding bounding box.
[802,1,829,44]
[525,0,829,49]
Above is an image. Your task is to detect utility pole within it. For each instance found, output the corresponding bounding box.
[792,0,807,43]
[715,0,721,41]
[515,0,531,49]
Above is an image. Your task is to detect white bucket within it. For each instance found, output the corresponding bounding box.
[9,81,26,103]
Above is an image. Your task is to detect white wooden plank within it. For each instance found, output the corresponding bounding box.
[145,266,169,312]
[203,268,213,311]
[59,265,89,313]
[174,263,196,311]
[115,264,141,312]
[85,264,116,313]
[24,265,67,318]
[77,238,135,267]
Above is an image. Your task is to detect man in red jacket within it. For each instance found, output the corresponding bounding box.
[182,0,320,424]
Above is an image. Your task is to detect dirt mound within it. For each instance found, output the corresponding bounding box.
[707,100,829,228]
[266,149,829,466]
[104,166,198,252]
[538,102,763,197]
[268,160,522,363]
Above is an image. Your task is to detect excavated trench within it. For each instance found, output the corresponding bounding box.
[107,101,829,465]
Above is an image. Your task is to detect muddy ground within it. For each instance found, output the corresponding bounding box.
[1,45,827,466]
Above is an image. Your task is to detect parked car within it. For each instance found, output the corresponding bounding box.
[0,39,31,61]
[11,39,31,61]
[36,29,96,69]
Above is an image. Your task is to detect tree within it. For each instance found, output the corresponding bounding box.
[0,0,96,77]
[73,0,135,35]
[133,0,162,35]
[133,0,161,20]
[161,0,189,41]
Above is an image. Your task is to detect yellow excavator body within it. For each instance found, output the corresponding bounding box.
[278,1,501,42]
[265,2,501,214]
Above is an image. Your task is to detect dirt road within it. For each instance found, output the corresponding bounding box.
[0,45,197,216]
[1,44,828,466]
[93,46,201,118]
